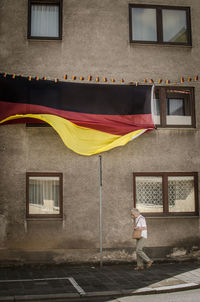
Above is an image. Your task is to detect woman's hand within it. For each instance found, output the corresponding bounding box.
[134,227,147,230]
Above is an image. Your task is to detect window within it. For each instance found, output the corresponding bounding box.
[153,87,195,127]
[28,0,62,39]
[129,4,191,45]
[133,172,198,216]
[26,172,63,218]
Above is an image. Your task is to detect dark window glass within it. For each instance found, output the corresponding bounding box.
[167,98,185,116]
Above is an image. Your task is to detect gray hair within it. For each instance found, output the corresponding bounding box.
[131,208,140,215]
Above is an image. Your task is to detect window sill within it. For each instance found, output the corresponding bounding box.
[156,127,197,131]
[146,216,199,219]
[27,38,62,42]
[130,42,192,48]
[26,217,63,221]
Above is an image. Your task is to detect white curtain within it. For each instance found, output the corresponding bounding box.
[31,4,59,37]
[29,177,59,210]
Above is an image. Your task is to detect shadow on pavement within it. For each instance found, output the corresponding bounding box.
[0,261,199,300]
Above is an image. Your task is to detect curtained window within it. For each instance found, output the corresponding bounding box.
[27,173,63,218]
[131,8,157,42]
[28,0,62,39]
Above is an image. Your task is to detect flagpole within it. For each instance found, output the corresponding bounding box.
[99,155,103,268]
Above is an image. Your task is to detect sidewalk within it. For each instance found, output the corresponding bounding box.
[0,260,200,301]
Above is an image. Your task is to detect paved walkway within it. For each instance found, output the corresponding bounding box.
[0,261,200,301]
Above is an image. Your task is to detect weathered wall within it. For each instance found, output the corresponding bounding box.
[0,0,200,81]
[0,126,199,263]
[0,0,200,263]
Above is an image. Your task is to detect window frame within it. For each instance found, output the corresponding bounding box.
[26,172,63,218]
[133,172,199,216]
[129,4,192,46]
[154,86,195,128]
[27,0,63,40]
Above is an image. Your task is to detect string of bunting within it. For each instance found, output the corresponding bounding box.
[0,72,199,86]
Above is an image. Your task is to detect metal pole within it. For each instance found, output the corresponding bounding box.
[99,155,103,268]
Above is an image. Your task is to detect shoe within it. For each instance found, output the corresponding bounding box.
[134,266,144,271]
[146,260,153,268]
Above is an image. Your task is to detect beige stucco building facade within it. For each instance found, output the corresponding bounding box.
[0,0,200,264]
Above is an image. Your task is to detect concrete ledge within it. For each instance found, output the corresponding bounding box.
[132,282,200,295]
[14,293,80,301]
[85,290,123,297]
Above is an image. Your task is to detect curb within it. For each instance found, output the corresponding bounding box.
[0,282,200,301]
[131,282,200,295]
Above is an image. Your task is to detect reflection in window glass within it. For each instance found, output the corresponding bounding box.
[29,176,60,215]
[168,176,195,212]
[166,90,192,125]
[136,176,163,212]
[162,9,187,43]
[167,99,184,116]
[132,8,157,41]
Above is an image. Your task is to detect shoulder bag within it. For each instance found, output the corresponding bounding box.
[132,216,142,239]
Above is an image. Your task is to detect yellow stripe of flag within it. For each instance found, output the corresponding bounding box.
[0,114,147,156]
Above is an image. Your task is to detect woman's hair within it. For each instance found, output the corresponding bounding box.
[131,208,140,215]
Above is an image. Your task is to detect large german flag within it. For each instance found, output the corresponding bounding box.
[0,75,155,155]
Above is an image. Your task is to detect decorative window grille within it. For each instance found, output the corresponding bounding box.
[136,177,163,206]
[133,173,197,215]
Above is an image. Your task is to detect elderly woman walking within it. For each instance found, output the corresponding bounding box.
[131,208,153,270]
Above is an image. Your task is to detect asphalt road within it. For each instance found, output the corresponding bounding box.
[1,262,200,301]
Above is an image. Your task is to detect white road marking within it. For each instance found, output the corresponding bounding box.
[0,276,86,295]
[68,277,86,295]
[0,277,69,282]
